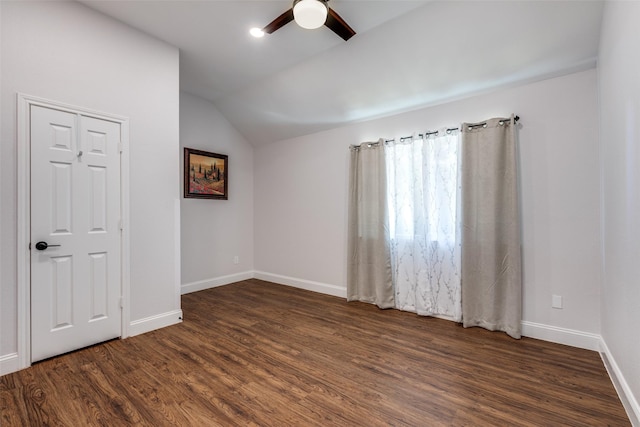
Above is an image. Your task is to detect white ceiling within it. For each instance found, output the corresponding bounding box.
[80,0,604,146]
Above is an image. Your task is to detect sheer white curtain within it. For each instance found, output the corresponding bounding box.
[386,130,462,321]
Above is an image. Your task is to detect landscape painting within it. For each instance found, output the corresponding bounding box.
[184,148,228,200]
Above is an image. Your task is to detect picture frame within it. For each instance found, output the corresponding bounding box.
[184,148,228,200]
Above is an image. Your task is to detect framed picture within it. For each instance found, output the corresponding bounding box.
[184,148,228,200]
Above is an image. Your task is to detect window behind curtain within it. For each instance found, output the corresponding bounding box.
[385,132,462,320]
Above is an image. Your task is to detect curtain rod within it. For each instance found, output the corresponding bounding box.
[385,115,520,144]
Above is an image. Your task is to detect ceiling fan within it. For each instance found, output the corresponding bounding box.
[260,0,356,41]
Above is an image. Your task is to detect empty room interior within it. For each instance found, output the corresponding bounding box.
[1,0,639,425]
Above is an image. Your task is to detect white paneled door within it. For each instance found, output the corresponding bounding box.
[30,105,122,362]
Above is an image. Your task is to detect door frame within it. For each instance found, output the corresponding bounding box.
[16,93,131,370]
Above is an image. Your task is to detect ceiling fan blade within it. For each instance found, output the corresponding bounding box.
[263,8,294,34]
[325,7,356,41]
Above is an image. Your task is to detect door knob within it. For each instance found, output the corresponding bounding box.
[35,241,61,251]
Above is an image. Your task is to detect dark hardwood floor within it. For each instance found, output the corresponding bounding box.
[1,279,630,426]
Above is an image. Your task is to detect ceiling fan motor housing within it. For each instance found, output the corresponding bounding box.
[293,0,329,30]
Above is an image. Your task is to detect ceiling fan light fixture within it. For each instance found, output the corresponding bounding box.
[293,0,328,30]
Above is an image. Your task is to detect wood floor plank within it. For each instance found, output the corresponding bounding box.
[0,279,631,426]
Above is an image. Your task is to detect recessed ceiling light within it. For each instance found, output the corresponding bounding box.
[250,27,265,38]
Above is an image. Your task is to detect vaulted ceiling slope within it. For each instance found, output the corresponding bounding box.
[80,1,604,146]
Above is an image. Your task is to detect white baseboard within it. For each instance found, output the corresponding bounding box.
[181,271,254,295]
[599,339,640,426]
[520,321,601,351]
[253,271,347,298]
[0,353,19,376]
[128,309,183,337]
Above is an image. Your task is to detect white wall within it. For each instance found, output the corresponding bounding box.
[180,92,254,293]
[1,1,181,371]
[598,1,640,423]
[255,69,603,343]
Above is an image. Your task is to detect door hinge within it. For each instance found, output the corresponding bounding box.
[119,297,124,309]
[118,143,123,154]
[119,219,124,230]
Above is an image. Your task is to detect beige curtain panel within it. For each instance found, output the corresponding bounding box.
[460,116,522,338]
[347,141,394,308]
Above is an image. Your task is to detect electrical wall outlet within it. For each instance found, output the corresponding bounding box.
[552,295,563,309]
[233,255,239,265]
